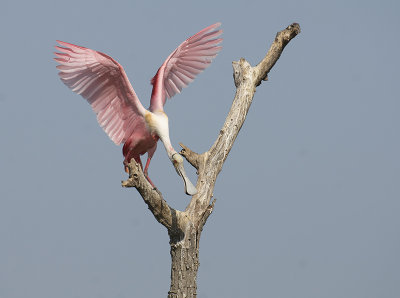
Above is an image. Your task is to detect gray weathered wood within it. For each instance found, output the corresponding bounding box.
[122,23,300,298]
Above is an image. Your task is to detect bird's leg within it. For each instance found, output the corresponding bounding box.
[143,156,156,188]
[125,156,156,188]
[143,155,151,176]
[145,175,156,188]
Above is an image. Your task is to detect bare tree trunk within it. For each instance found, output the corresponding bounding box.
[168,225,201,298]
[122,23,300,298]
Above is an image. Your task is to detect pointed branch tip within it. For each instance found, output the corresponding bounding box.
[179,143,201,170]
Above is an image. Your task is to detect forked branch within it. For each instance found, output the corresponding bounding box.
[122,23,300,298]
[122,159,176,230]
[123,22,300,231]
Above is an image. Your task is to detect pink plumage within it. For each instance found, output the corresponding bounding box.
[54,23,222,195]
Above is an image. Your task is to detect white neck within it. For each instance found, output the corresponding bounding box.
[159,134,176,160]
[149,111,176,160]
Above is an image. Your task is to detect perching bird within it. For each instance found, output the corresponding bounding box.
[54,23,222,195]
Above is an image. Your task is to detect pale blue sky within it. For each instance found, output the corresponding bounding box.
[1,0,399,297]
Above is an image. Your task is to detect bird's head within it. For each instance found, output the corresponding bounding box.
[171,153,197,196]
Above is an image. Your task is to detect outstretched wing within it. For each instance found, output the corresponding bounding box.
[149,23,223,112]
[54,41,147,145]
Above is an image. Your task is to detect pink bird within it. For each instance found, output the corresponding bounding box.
[54,23,222,195]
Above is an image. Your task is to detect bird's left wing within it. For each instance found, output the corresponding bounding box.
[149,23,222,111]
[54,41,147,145]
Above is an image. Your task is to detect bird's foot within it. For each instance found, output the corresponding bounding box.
[144,172,157,190]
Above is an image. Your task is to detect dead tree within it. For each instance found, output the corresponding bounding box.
[122,23,301,298]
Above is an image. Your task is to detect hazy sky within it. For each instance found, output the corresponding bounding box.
[1,0,399,297]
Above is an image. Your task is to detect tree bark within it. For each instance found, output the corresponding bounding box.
[122,23,300,298]
[168,225,200,298]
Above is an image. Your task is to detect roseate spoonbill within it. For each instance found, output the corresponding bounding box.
[54,23,222,195]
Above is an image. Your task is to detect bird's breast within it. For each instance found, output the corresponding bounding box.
[144,111,168,134]
[144,112,157,132]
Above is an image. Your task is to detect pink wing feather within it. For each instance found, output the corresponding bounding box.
[149,23,223,112]
[54,41,146,145]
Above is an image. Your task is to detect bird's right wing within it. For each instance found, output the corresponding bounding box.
[54,41,147,145]
[149,23,222,111]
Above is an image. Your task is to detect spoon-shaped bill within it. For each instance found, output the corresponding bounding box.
[172,154,197,196]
